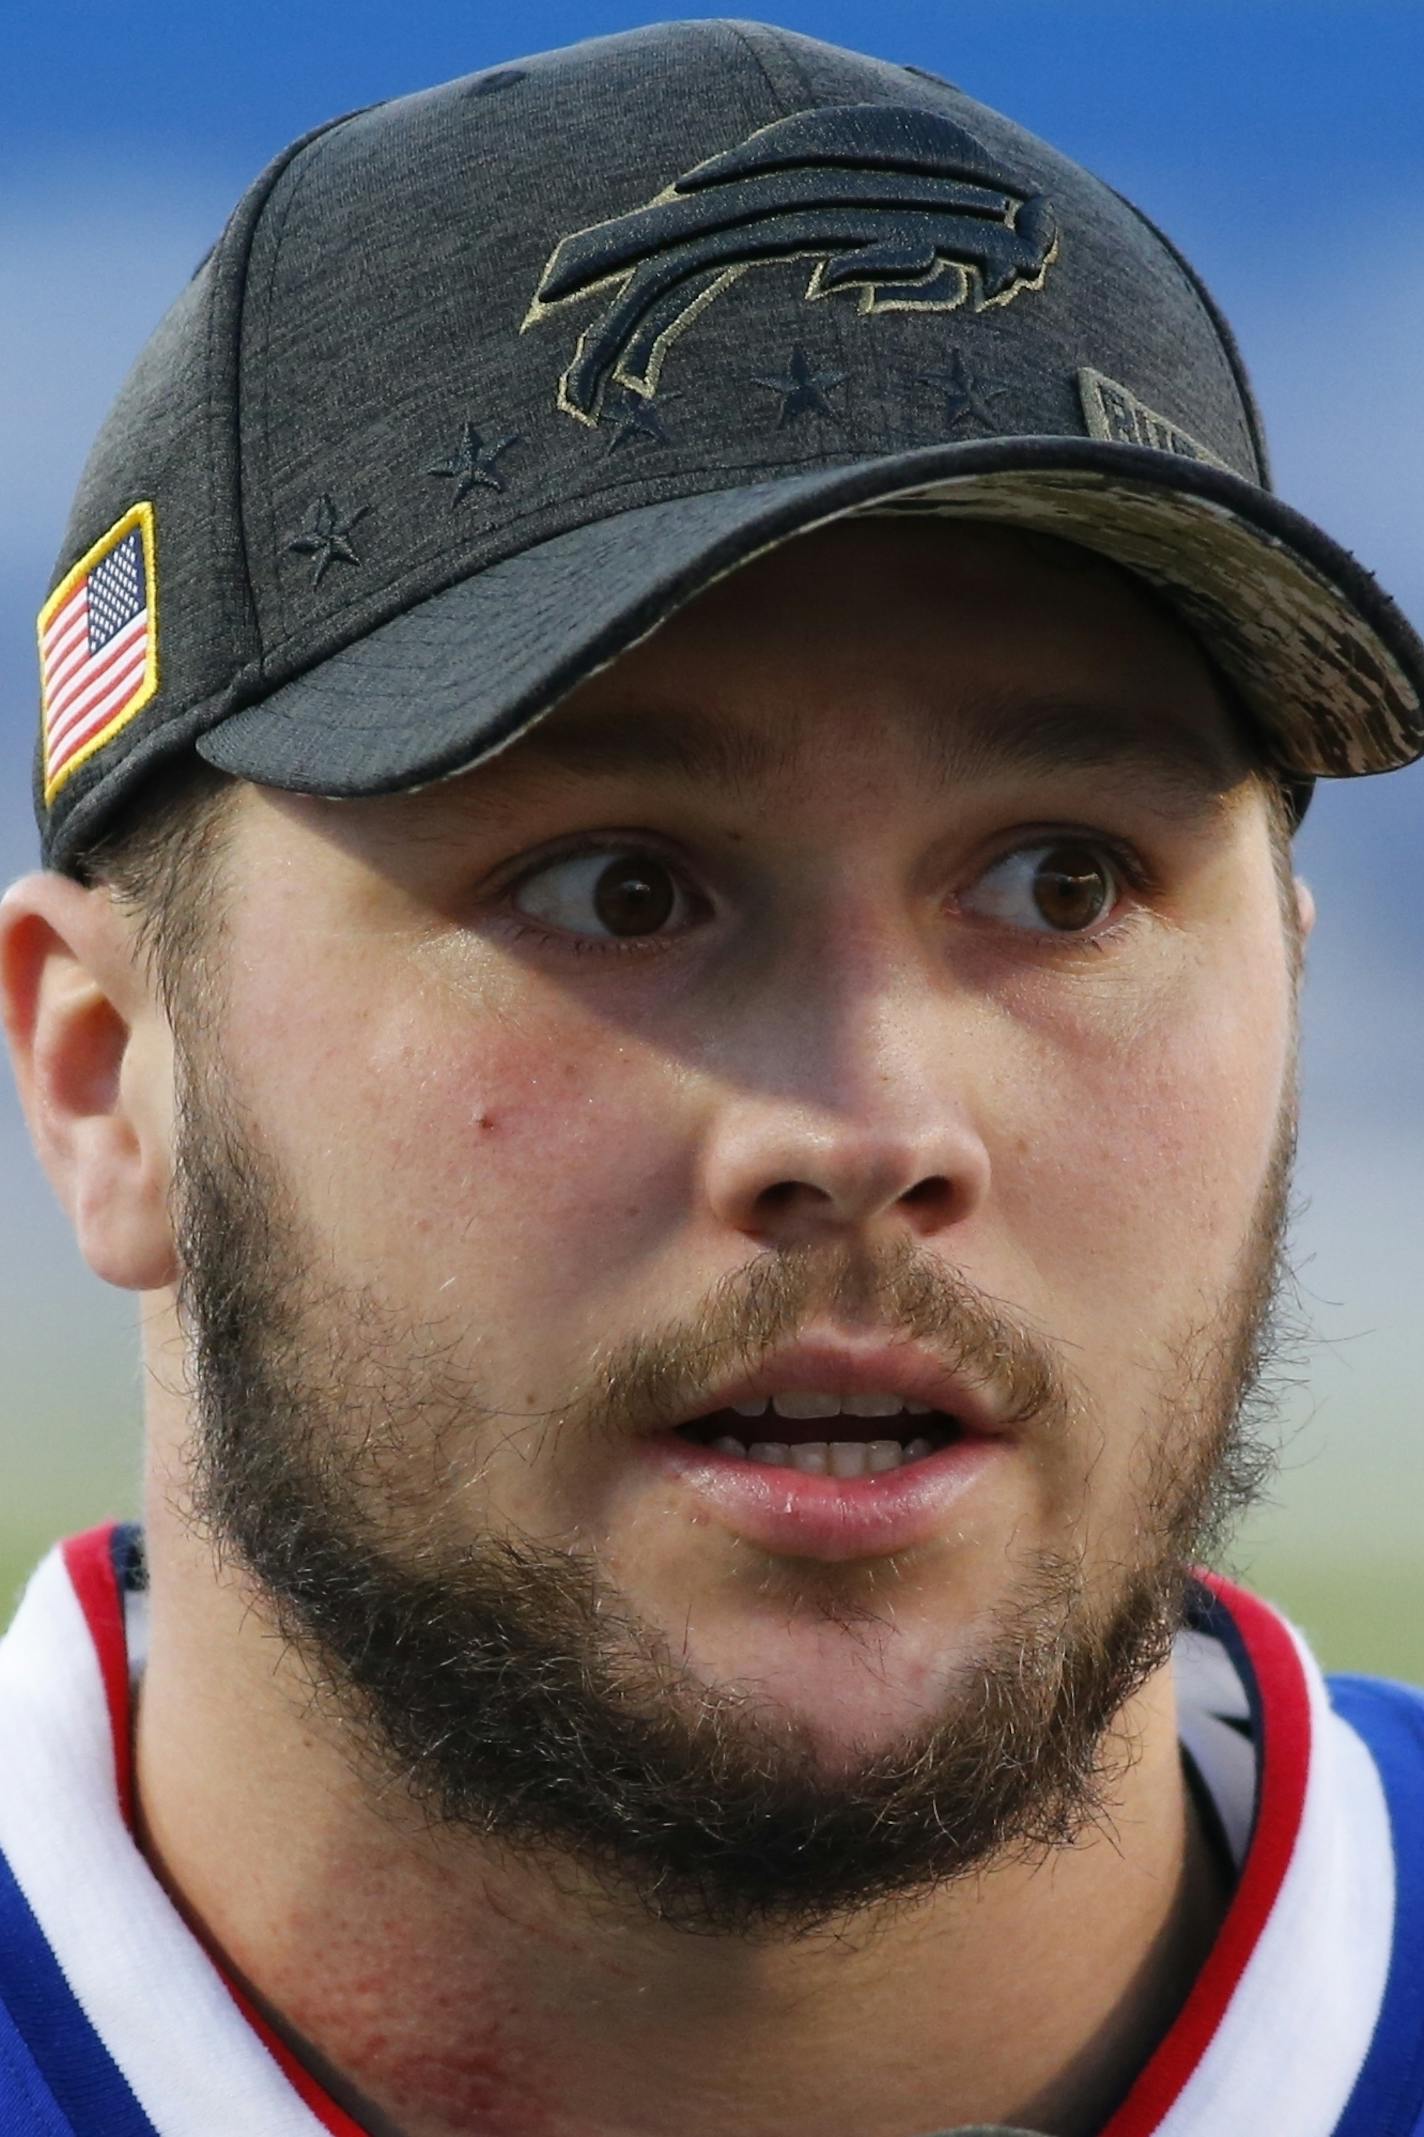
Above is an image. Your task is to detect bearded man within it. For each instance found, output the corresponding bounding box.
[3,22,1423,2137]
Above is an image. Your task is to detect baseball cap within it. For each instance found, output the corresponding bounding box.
[34,19,1424,875]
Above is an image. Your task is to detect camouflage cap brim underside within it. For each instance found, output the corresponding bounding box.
[877,469,1421,780]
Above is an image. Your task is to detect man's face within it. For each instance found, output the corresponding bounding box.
[169,520,1297,1933]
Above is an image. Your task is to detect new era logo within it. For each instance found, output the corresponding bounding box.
[1078,369,1227,470]
[38,503,158,805]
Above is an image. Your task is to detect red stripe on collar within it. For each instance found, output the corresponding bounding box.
[63,1522,374,2137]
[62,1523,137,1832]
[1101,1573,1313,2133]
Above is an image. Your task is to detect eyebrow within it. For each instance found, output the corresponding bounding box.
[497,688,1248,816]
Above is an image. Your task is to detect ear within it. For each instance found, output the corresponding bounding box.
[0,870,178,1291]
[1294,875,1316,943]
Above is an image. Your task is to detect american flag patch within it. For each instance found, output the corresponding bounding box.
[38,502,158,806]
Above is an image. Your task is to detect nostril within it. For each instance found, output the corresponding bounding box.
[757,1180,831,1214]
[903,1175,951,1208]
[901,1175,958,1225]
[743,1172,963,1241]
[710,1129,989,1243]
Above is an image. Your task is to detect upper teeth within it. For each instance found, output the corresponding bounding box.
[729,1392,933,1419]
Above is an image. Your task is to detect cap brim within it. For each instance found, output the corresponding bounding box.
[198,437,1424,797]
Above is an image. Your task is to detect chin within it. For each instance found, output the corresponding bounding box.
[673,1592,986,1764]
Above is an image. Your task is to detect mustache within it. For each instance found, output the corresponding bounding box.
[169,1046,1077,1461]
[571,1237,1079,1445]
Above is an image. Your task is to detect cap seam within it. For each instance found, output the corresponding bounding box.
[1122,196,1273,489]
[722,18,808,106]
[720,24,887,455]
[1108,184,1267,484]
[205,116,363,715]
[717,20,802,111]
[252,121,368,652]
[204,215,252,667]
[202,230,231,666]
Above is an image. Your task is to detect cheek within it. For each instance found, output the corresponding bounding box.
[990,941,1291,1328]
[239,960,689,1299]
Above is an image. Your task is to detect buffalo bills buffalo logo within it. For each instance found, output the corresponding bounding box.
[523,104,1058,425]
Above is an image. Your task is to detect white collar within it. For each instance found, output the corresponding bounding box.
[0,1531,1397,2137]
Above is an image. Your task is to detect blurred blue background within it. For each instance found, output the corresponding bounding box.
[4,1,1422,1665]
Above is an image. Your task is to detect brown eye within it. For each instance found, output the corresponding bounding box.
[1030,844,1114,930]
[964,840,1119,934]
[512,849,687,940]
[592,856,675,936]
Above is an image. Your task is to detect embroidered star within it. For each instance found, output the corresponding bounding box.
[915,351,1001,433]
[605,388,678,450]
[286,495,371,586]
[752,344,845,427]
[428,422,524,504]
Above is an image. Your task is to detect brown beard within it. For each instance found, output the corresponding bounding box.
[170,1028,1294,1941]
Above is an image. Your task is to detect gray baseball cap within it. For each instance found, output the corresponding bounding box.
[34,18,1424,875]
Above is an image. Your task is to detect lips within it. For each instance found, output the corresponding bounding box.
[657,1337,1006,1445]
[646,1426,1004,1561]
[639,1337,1012,1560]
[674,1400,958,1478]
[680,1424,945,1481]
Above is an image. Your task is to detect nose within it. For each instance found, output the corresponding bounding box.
[698,942,992,1251]
[705,1116,984,1246]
